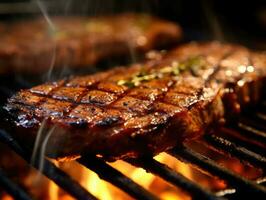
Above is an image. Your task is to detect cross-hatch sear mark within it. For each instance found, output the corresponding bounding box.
[4,42,266,161]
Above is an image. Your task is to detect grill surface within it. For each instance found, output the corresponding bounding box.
[0,45,265,199]
[0,101,265,199]
[0,1,265,199]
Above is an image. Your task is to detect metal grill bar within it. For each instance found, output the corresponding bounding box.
[78,156,158,200]
[0,129,98,200]
[235,122,266,144]
[256,177,266,185]
[0,168,32,200]
[215,177,266,199]
[255,112,266,122]
[127,157,223,200]
[169,146,266,197]
[219,127,266,155]
[204,134,266,169]
[0,112,265,200]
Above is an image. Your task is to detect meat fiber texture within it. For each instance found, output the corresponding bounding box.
[4,42,266,161]
[0,13,182,74]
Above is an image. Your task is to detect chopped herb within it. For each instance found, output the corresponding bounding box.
[117,80,135,88]
[117,56,206,88]
[117,79,127,85]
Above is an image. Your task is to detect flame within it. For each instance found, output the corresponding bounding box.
[2,195,13,200]
[26,152,194,200]
[27,152,192,200]
[155,153,193,180]
[48,179,59,200]
[74,153,193,200]
[9,146,261,200]
[48,161,59,200]
[81,168,112,200]
[36,0,57,81]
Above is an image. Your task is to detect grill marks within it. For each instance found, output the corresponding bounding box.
[5,42,266,160]
[38,99,72,117]
[7,63,206,133]
[81,90,117,105]
[52,87,87,101]
[7,42,254,126]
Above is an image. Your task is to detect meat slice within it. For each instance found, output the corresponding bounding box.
[0,13,182,74]
[4,42,266,161]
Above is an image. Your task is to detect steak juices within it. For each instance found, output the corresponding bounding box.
[4,42,266,161]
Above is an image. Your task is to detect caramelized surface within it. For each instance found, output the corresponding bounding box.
[4,42,266,160]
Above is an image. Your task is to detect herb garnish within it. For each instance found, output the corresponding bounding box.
[117,56,206,88]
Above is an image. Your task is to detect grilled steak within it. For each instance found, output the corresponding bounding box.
[3,42,266,161]
[0,13,182,74]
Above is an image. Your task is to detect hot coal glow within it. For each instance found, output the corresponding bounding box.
[0,140,262,200]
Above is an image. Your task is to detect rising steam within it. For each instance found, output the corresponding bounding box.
[31,119,55,180]
[36,0,57,81]
[31,0,58,181]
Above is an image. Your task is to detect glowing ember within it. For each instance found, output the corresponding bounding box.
[81,168,112,200]
[0,145,262,200]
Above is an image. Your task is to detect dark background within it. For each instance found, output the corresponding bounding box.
[0,0,265,103]
[0,0,265,48]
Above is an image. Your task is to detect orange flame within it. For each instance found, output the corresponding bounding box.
[76,153,193,200]
[81,168,112,200]
[48,180,59,200]
[3,148,261,200]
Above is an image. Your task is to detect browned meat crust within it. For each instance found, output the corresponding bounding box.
[0,13,182,74]
[3,42,266,161]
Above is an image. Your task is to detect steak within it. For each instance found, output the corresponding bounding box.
[3,42,266,161]
[0,13,182,74]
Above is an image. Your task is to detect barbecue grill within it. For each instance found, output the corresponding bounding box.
[0,102,265,200]
[0,0,265,199]
[0,74,265,199]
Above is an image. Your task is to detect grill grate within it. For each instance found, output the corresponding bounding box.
[169,146,266,198]
[78,155,158,200]
[0,104,265,200]
[127,157,221,200]
[203,134,266,169]
[0,167,32,200]
[0,129,98,200]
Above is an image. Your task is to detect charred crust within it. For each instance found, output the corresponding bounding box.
[68,119,88,128]
[95,116,120,127]
[3,41,265,161]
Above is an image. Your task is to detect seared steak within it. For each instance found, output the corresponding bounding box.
[3,42,266,161]
[0,13,182,74]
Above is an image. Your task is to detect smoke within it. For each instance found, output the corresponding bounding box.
[201,0,224,41]
[30,0,59,177]
[38,126,55,173]
[29,0,158,176]
[35,0,57,81]
[36,0,56,31]
[31,120,46,166]
[31,120,55,180]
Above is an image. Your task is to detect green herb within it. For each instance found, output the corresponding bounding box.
[117,56,206,88]
[117,80,135,88]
